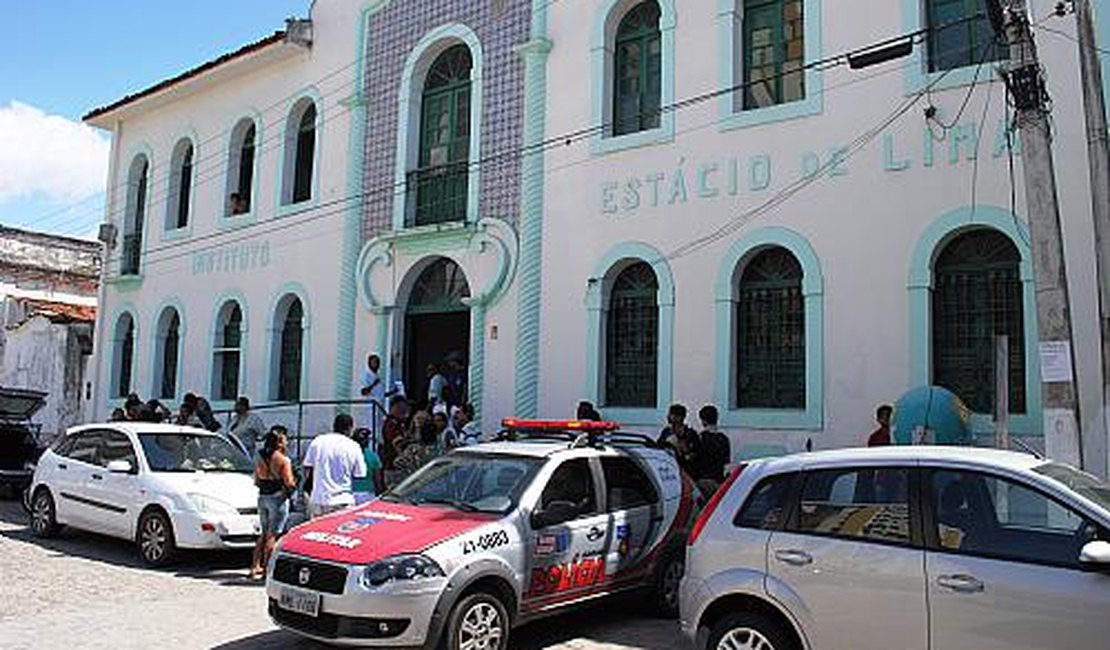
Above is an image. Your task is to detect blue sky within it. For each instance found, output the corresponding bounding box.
[0,0,308,238]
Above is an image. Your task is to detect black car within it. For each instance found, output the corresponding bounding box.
[0,388,47,500]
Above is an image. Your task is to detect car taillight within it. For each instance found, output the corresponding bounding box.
[688,464,745,546]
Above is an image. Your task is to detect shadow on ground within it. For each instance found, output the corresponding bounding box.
[0,499,260,587]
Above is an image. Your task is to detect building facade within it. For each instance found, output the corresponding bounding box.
[87,0,1110,474]
[0,226,100,436]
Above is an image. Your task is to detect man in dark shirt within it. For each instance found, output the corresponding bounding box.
[867,404,894,447]
[658,404,700,477]
[696,405,731,484]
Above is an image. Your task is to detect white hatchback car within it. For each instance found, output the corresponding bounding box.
[27,423,261,566]
[680,446,1110,650]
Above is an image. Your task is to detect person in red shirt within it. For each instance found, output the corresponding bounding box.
[867,404,894,447]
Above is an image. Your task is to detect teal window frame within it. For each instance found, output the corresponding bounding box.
[612,2,663,137]
[412,45,472,227]
[591,0,676,155]
[717,0,823,131]
[714,227,824,430]
[907,206,1042,437]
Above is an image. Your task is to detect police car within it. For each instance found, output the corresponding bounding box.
[266,419,696,649]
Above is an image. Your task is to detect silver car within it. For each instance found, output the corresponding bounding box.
[680,446,1110,650]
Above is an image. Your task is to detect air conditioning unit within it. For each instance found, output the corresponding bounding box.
[97,223,117,250]
[285,19,313,48]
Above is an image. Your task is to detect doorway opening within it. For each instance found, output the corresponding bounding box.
[403,257,471,410]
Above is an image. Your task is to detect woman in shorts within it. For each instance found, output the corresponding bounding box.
[250,427,296,580]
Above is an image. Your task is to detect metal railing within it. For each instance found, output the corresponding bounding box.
[406,162,469,227]
[214,398,389,463]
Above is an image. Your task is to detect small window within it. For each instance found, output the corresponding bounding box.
[100,430,138,468]
[283,100,317,206]
[227,119,256,216]
[602,457,659,510]
[540,459,598,517]
[166,139,193,230]
[273,296,304,402]
[66,431,104,465]
[742,0,806,109]
[930,469,1096,567]
[613,1,662,135]
[122,155,148,276]
[926,0,1008,73]
[112,313,136,399]
[212,301,243,401]
[790,467,912,545]
[736,473,795,530]
[154,307,181,400]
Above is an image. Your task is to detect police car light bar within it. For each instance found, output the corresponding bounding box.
[501,418,621,432]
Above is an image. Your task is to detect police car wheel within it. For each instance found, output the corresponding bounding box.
[653,550,684,618]
[446,592,509,650]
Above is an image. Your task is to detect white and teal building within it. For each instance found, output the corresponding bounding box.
[87,0,1110,474]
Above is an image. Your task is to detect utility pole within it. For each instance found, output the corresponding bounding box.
[997,0,1084,466]
[1074,0,1110,476]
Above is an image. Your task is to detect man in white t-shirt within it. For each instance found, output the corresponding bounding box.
[303,413,367,519]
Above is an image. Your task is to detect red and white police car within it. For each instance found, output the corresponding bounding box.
[266,420,696,649]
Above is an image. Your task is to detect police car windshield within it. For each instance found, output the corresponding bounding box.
[138,433,252,473]
[387,453,542,514]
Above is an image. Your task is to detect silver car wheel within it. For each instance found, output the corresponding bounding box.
[30,492,52,534]
[140,515,168,563]
[661,557,684,609]
[717,627,776,650]
[458,601,504,650]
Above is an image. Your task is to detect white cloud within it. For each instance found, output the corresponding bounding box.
[0,101,110,204]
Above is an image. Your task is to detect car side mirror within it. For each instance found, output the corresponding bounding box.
[1079,540,1110,572]
[106,459,134,474]
[532,500,579,529]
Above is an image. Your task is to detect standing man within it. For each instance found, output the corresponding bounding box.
[696,405,731,485]
[359,354,386,439]
[425,363,447,410]
[867,404,894,447]
[302,414,367,519]
[658,404,700,478]
[228,396,266,458]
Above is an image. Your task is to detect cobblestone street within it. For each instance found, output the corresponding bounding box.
[0,500,677,650]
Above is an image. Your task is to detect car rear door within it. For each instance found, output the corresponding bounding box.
[52,430,103,529]
[600,456,661,578]
[923,467,1110,650]
[523,457,612,613]
[765,464,928,650]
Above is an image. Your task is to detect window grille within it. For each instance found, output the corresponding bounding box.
[408,258,471,314]
[933,229,1026,414]
[613,2,662,136]
[605,262,658,408]
[736,247,805,409]
[277,299,304,402]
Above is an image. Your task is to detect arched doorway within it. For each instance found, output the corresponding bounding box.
[403,257,470,408]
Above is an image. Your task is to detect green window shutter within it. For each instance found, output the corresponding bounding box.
[278,300,304,402]
[613,2,662,136]
[736,248,805,409]
[414,45,472,227]
[605,262,659,408]
[932,230,1026,414]
[926,0,1008,72]
[743,0,806,110]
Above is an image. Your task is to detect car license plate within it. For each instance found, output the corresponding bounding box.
[278,586,321,617]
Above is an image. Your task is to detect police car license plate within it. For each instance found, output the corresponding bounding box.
[278,586,321,617]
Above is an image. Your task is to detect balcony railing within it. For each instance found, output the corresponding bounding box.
[121,233,142,276]
[406,162,469,228]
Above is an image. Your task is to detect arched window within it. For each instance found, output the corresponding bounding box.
[736,247,805,409]
[743,0,805,109]
[605,262,659,407]
[166,139,193,230]
[154,307,181,399]
[112,313,136,398]
[273,296,304,401]
[926,0,1007,72]
[933,229,1025,414]
[283,100,317,205]
[613,2,662,136]
[413,44,472,226]
[227,120,256,215]
[122,155,148,276]
[212,301,243,401]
